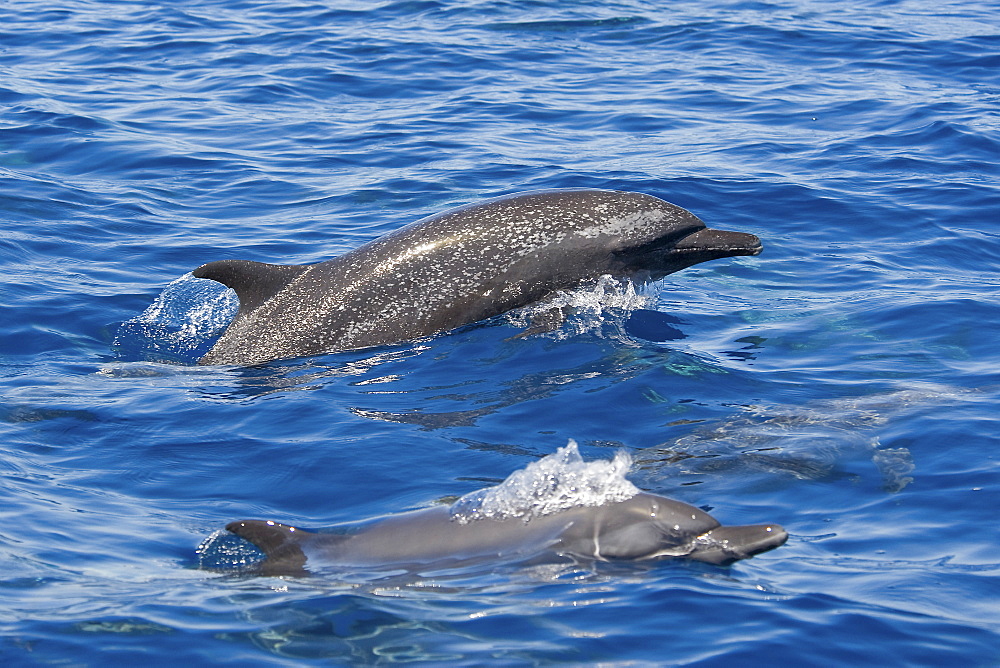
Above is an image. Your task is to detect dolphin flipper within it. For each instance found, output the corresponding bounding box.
[226,519,314,576]
[193,260,308,317]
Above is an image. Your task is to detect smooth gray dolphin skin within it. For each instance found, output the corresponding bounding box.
[225,492,787,576]
[193,189,762,365]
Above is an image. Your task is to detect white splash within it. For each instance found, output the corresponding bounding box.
[114,273,238,362]
[506,274,651,339]
[450,440,640,524]
[196,529,267,571]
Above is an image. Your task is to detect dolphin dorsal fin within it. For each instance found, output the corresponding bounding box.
[226,520,311,576]
[192,260,308,316]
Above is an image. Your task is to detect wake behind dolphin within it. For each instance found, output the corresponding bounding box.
[201,442,787,576]
[192,189,762,365]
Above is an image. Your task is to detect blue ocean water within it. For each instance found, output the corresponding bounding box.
[2,0,999,664]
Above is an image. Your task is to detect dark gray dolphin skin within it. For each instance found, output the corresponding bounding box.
[225,492,787,576]
[193,189,762,365]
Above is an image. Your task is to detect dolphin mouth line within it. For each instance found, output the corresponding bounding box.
[672,242,763,256]
[672,229,763,257]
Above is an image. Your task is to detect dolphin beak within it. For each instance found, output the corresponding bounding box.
[687,524,788,565]
[674,228,763,257]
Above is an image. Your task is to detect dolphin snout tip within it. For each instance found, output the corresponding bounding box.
[728,231,763,257]
[689,522,789,565]
[748,523,788,551]
[763,523,788,543]
[674,228,763,257]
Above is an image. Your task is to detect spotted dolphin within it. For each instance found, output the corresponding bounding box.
[193,189,762,365]
[224,492,787,576]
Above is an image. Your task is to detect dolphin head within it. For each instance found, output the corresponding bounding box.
[614,220,763,281]
[575,493,786,565]
[474,189,761,286]
[582,493,719,559]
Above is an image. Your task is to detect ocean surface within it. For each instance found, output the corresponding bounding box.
[2,0,999,665]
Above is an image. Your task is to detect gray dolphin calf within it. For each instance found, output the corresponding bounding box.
[193,189,762,365]
[224,492,787,576]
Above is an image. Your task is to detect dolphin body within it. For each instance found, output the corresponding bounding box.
[193,189,762,365]
[225,492,787,577]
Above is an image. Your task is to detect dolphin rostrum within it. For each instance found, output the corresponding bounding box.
[193,189,762,365]
[223,492,787,577]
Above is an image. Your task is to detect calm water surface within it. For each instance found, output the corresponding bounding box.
[1,0,999,665]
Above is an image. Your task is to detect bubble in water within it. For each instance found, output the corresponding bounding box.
[450,440,639,524]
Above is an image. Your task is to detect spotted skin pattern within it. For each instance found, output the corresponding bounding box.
[194,189,761,366]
